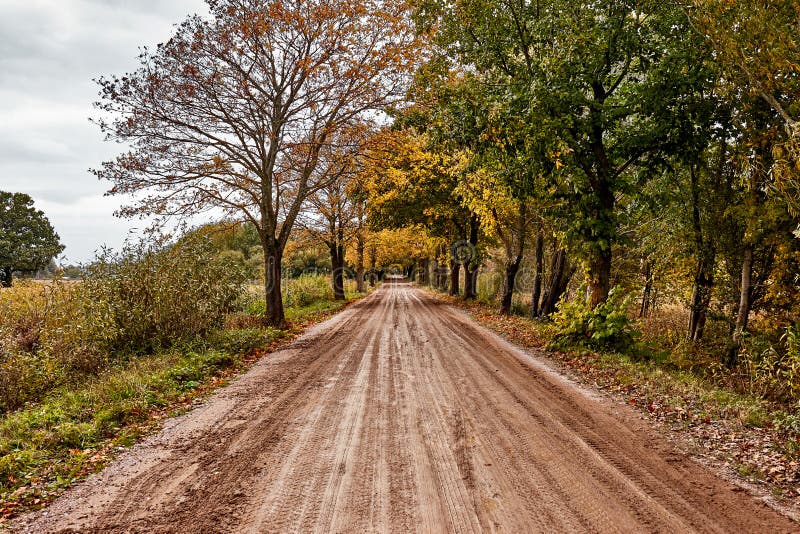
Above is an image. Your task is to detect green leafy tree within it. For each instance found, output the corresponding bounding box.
[0,192,64,287]
[422,0,706,307]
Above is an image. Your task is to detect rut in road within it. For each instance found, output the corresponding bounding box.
[16,281,797,533]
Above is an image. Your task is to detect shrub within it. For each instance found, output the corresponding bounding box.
[77,236,248,354]
[476,271,503,305]
[206,328,279,354]
[783,324,800,399]
[638,305,689,349]
[725,334,789,401]
[0,351,61,414]
[0,236,248,413]
[0,282,73,411]
[550,286,640,352]
[282,274,333,308]
[727,324,800,403]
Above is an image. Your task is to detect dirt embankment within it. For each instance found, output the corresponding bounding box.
[14,281,797,533]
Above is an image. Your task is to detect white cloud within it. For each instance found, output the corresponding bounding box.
[0,0,210,261]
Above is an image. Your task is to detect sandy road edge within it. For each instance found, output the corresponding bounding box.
[428,288,800,524]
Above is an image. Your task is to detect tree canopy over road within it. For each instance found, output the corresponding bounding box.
[95,0,800,366]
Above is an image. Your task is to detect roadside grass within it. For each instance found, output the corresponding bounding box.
[0,280,369,522]
[285,298,354,323]
[427,289,800,506]
[0,238,247,415]
[0,338,268,520]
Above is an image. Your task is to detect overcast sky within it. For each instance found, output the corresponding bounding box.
[0,0,210,263]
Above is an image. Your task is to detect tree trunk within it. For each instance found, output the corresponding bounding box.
[1,266,12,288]
[639,259,655,319]
[439,246,449,289]
[463,215,479,300]
[687,162,715,341]
[463,264,478,300]
[585,86,616,309]
[368,245,377,287]
[559,264,577,302]
[499,204,527,314]
[587,248,612,309]
[329,243,346,301]
[499,256,522,315]
[263,243,285,328]
[355,232,365,293]
[540,249,569,316]
[728,244,754,366]
[414,258,423,284]
[727,139,766,366]
[530,228,544,317]
[449,260,460,296]
[427,258,433,286]
[688,249,715,341]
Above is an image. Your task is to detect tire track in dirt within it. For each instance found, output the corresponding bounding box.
[13,281,798,533]
[409,291,683,531]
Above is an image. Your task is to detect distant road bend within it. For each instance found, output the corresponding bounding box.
[17,280,797,533]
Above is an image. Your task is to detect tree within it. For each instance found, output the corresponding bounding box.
[423,0,704,307]
[723,99,795,365]
[409,62,557,312]
[457,165,533,314]
[350,183,369,293]
[687,1,800,221]
[368,227,438,275]
[93,0,420,327]
[301,129,365,300]
[187,220,263,278]
[687,1,800,134]
[0,192,64,287]
[364,128,476,293]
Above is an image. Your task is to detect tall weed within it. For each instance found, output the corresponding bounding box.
[740,324,800,402]
[0,237,247,413]
[79,236,247,353]
[283,274,334,308]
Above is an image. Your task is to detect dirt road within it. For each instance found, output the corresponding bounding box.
[15,281,797,533]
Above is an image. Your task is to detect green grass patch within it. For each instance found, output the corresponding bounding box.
[0,328,276,518]
[284,295,358,323]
